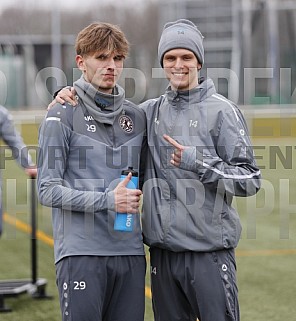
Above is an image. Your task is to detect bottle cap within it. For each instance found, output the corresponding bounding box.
[121,167,138,177]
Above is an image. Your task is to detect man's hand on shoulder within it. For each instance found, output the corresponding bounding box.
[47,87,77,110]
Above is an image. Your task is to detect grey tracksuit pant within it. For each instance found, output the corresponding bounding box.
[149,247,239,321]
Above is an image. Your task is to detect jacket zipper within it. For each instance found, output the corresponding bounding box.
[162,97,181,244]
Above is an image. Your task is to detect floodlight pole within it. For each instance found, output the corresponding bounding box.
[51,6,63,93]
[266,0,280,104]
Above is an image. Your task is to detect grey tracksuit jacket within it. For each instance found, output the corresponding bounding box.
[0,105,33,235]
[0,106,33,171]
[37,84,145,264]
[140,78,261,252]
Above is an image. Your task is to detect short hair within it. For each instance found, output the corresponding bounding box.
[75,22,129,58]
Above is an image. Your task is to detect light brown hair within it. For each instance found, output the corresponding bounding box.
[75,22,129,57]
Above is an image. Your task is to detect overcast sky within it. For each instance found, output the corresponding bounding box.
[0,0,149,12]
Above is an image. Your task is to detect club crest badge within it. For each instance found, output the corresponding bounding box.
[118,114,134,133]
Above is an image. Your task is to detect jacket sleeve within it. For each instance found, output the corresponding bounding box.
[0,106,33,168]
[180,106,261,197]
[37,107,115,212]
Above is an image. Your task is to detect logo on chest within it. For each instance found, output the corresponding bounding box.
[118,114,134,133]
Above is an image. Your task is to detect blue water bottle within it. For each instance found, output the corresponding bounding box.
[114,167,139,232]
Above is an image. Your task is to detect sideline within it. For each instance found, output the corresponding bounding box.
[3,212,54,247]
[4,211,296,259]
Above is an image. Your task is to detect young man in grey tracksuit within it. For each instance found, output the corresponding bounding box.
[0,106,37,236]
[140,19,261,321]
[37,23,146,321]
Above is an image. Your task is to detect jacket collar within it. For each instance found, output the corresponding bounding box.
[165,78,217,104]
[74,76,124,125]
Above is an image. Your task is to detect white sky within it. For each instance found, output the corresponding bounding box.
[0,0,149,12]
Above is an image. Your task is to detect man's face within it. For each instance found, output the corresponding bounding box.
[76,51,125,94]
[163,48,201,91]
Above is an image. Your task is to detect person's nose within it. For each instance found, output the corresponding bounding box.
[174,58,184,69]
[105,57,116,69]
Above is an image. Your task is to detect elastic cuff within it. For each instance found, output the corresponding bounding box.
[180,147,200,171]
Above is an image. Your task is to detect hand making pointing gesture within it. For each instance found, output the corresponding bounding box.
[163,134,187,167]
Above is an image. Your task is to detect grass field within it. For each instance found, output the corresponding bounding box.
[0,135,295,321]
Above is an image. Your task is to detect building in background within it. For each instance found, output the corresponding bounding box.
[156,0,296,105]
[0,0,296,109]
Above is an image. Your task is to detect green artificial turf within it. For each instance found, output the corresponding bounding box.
[0,132,295,320]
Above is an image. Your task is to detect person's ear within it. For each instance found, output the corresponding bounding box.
[76,55,85,71]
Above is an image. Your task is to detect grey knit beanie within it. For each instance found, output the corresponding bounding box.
[158,19,204,67]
